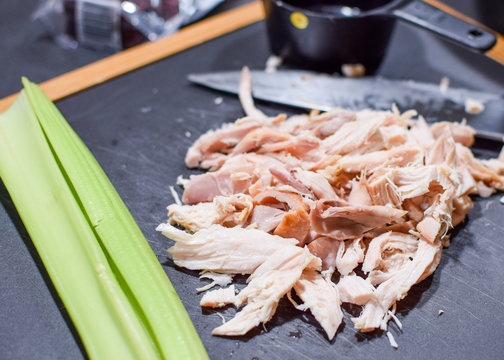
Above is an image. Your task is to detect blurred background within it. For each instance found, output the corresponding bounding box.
[0,0,502,99]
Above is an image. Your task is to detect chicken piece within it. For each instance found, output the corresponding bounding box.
[293,270,343,340]
[182,155,256,204]
[364,233,417,271]
[185,108,287,170]
[158,224,298,274]
[417,174,456,243]
[335,237,365,276]
[307,236,341,271]
[309,154,342,171]
[252,189,311,243]
[389,165,440,199]
[476,181,495,197]
[366,172,402,207]
[275,113,311,134]
[269,167,313,196]
[338,274,375,305]
[253,189,308,212]
[212,247,320,336]
[334,145,422,174]
[200,285,237,307]
[239,66,266,119]
[197,272,234,293]
[416,216,441,244]
[456,143,503,192]
[372,164,456,207]
[390,104,417,124]
[292,168,339,200]
[198,153,228,171]
[322,113,385,155]
[182,154,288,204]
[273,207,311,245]
[451,195,474,227]
[426,134,457,168]
[418,243,443,283]
[352,238,441,331]
[457,167,478,197]
[167,193,253,231]
[430,121,475,147]
[185,120,262,168]
[258,133,321,158]
[407,116,435,151]
[364,221,416,238]
[232,128,292,155]
[341,63,366,77]
[379,124,407,149]
[247,205,285,232]
[311,200,407,240]
[321,164,355,190]
[348,176,373,206]
[482,158,504,176]
[309,111,356,139]
[308,108,353,125]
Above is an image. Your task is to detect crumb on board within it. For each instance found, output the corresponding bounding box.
[214,97,223,105]
[185,131,191,138]
[265,55,283,73]
[168,185,182,206]
[439,76,450,93]
[341,63,366,77]
[464,98,485,114]
[216,312,226,324]
[386,331,399,349]
[438,310,444,316]
[196,272,233,292]
[388,310,403,330]
[176,175,189,188]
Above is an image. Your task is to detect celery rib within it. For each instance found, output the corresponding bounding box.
[0,80,209,360]
[0,93,159,360]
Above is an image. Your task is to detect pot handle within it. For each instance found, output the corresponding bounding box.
[391,0,496,52]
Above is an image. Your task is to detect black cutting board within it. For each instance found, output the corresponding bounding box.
[1,18,504,360]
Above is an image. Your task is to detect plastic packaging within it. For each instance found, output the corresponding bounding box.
[33,0,223,51]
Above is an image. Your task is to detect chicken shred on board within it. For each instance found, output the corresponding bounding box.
[157,68,504,342]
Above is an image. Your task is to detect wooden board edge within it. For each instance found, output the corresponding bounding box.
[0,1,265,113]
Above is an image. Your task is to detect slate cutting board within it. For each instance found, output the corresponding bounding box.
[1,16,504,360]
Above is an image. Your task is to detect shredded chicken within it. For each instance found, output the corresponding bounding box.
[157,68,504,343]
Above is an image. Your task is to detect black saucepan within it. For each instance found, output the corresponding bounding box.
[263,0,497,74]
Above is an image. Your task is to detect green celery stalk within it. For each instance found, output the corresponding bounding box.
[0,92,159,359]
[0,80,209,360]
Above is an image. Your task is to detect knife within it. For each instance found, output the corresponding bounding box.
[188,70,504,144]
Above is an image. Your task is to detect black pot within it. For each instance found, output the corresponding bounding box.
[263,0,497,74]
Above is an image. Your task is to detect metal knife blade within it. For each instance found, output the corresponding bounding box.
[188,70,504,144]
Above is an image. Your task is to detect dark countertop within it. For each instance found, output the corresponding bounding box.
[1,1,503,360]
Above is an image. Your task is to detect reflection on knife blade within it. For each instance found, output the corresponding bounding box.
[188,70,504,144]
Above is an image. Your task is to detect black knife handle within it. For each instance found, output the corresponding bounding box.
[392,0,496,52]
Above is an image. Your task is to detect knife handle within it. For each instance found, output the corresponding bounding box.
[392,0,496,52]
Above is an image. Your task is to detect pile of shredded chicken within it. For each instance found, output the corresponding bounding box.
[157,68,504,341]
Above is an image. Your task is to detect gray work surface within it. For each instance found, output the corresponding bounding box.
[1,1,503,359]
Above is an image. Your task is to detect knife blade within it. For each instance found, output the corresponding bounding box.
[188,70,504,144]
